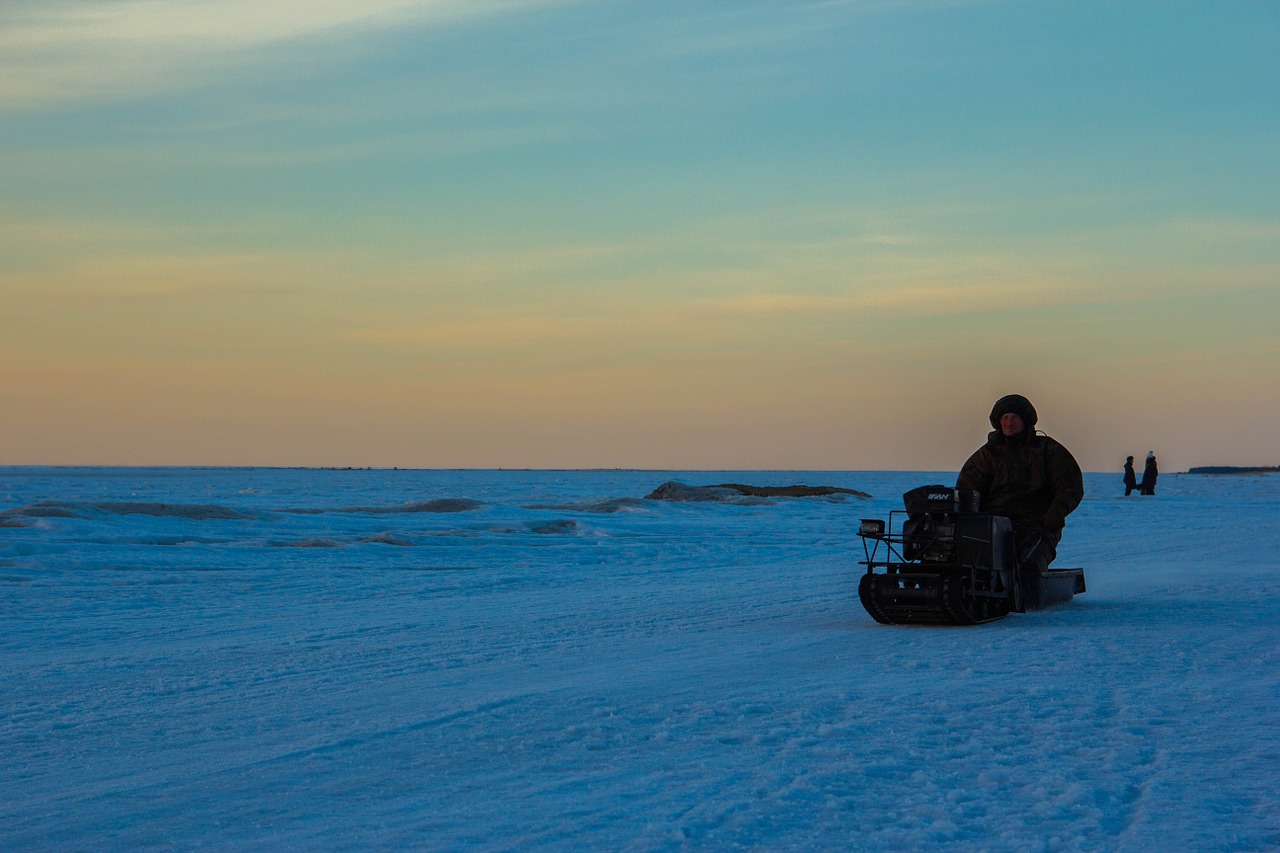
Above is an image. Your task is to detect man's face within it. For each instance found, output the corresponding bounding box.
[1000,412,1024,437]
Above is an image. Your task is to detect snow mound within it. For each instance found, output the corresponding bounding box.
[524,497,651,514]
[340,498,484,514]
[645,480,871,502]
[4,500,251,520]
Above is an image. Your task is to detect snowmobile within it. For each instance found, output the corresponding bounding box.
[856,485,1085,625]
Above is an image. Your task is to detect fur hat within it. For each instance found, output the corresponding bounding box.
[989,394,1038,430]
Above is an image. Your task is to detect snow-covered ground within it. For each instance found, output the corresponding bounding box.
[2,467,1277,851]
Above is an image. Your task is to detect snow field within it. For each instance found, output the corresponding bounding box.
[1,468,1277,850]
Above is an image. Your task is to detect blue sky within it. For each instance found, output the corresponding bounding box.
[2,0,1277,469]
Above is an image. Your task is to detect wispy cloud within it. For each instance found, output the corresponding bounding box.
[0,0,566,106]
[1166,216,1280,243]
[687,278,1091,321]
[650,0,996,58]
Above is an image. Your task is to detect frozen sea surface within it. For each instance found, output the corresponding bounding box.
[2,467,1278,851]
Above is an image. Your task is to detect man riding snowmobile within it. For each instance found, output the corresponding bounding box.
[956,394,1084,574]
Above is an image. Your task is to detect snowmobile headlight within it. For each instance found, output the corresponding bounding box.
[859,519,885,538]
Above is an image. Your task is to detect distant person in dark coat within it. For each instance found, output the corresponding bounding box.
[1140,451,1159,495]
[957,394,1084,574]
[1123,456,1138,496]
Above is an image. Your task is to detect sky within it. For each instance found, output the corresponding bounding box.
[2,0,1277,471]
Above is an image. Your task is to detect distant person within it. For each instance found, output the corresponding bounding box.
[1141,451,1159,495]
[957,394,1084,574]
[1123,456,1138,496]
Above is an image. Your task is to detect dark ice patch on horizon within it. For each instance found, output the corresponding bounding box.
[524,497,650,514]
[644,481,871,503]
[529,519,579,535]
[126,536,237,547]
[3,500,252,521]
[332,499,485,515]
[361,532,415,546]
[271,539,343,548]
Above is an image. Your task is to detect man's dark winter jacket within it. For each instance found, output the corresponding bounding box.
[957,430,1084,539]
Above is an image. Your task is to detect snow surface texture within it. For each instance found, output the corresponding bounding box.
[2,468,1277,851]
